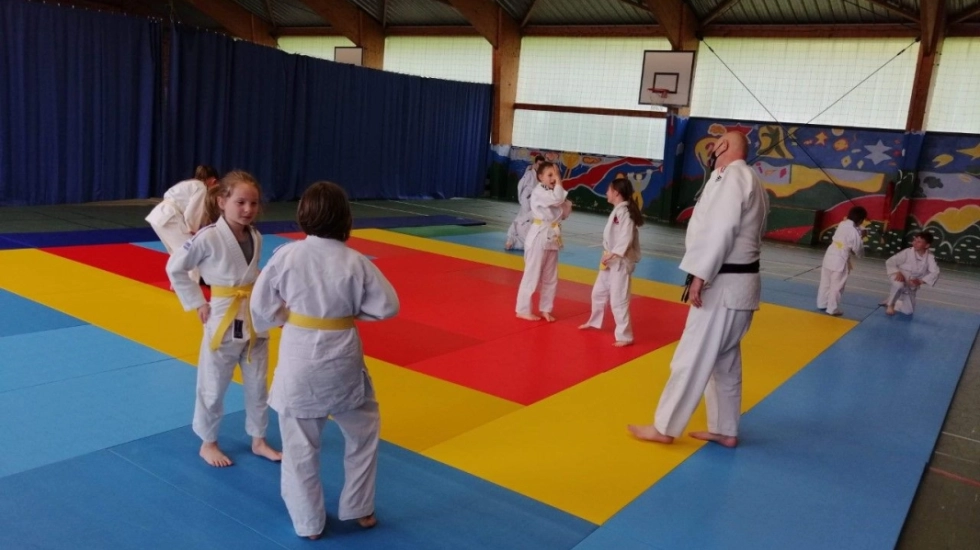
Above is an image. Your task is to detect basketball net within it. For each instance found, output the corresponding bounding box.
[648,87,676,122]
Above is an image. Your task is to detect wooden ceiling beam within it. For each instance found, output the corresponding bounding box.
[864,0,920,23]
[643,0,698,50]
[182,0,277,46]
[298,0,385,68]
[701,0,743,27]
[702,23,919,38]
[523,25,665,37]
[385,26,481,36]
[445,0,517,48]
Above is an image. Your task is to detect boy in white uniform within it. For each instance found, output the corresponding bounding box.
[251,182,400,539]
[883,232,940,315]
[628,132,769,448]
[506,155,545,251]
[817,206,867,316]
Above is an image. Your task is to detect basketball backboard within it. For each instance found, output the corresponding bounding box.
[638,50,696,108]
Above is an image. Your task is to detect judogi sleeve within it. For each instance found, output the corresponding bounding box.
[166,236,208,311]
[922,254,940,286]
[517,172,534,207]
[885,249,907,278]
[251,253,287,333]
[183,184,207,234]
[679,173,746,282]
[847,225,865,258]
[609,212,635,258]
[533,184,568,208]
[356,258,400,321]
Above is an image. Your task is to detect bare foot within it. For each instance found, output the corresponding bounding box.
[578,323,596,330]
[505,240,514,250]
[828,310,843,317]
[885,306,895,316]
[200,441,233,467]
[689,431,738,448]
[613,340,633,347]
[516,313,541,321]
[357,514,378,529]
[627,424,674,444]
[541,312,556,322]
[306,520,328,540]
[252,438,282,462]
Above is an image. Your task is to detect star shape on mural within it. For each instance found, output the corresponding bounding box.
[864,140,892,165]
[815,132,828,145]
[957,142,980,160]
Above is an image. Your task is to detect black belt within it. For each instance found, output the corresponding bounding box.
[681,260,760,302]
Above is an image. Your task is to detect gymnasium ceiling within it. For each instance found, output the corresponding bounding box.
[57,0,980,37]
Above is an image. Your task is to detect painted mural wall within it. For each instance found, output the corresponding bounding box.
[488,144,667,219]
[489,118,980,265]
[910,133,980,264]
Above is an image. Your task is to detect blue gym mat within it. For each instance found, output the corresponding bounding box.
[0,410,597,549]
[588,303,980,550]
[0,289,87,338]
[0,325,244,477]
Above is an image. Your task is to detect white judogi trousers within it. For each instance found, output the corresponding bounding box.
[150,219,200,283]
[583,262,634,342]
[816,267,848,314]
[654,287,753,438]
[516,247,559,315]
[885,280,918,314]
[279,391,380,537]
[193,336,269,443]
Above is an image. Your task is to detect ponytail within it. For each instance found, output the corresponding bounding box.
[610,177,645,226]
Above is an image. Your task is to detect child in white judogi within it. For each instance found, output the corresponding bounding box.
[147,165,219,283]
[505,155,544,251]
[579,177,643,346]
[250,181,399,540]
[817,206,867,316]
[515,161,572,322]
[166,171,281,468]
[883,232,940,315]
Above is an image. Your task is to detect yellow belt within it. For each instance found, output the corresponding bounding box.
[287,311,356,331]
[534,218,563,248]
[210,284,256,361]
[600,249,609,270]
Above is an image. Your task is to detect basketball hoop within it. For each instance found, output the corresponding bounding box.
[648,87,670,100]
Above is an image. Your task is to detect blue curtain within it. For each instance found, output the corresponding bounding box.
[167,25,492,201]
[0,0,160,205]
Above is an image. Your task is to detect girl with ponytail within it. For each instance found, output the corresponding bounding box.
[579,176,644,346]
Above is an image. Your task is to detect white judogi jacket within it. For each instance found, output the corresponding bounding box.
[680,159,769,310]
[166,217,266,340]
[525,183,568,251]
[887,248,940,286]
[146,179,208,235]
[603,202,641,270]
[822,219,864,272]
[250,237,400,418]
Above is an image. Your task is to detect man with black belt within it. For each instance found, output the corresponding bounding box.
[628,131,769,448]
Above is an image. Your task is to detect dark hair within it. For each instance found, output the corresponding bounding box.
[534,155,546,163]
[297,181,352,241]
[535,161,556,178]
[610,177,645,227]
[847,206,867,225]
[194,165,219,182]
[914,231,934,245]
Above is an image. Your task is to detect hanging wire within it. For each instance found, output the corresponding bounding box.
[697,36,920,206]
